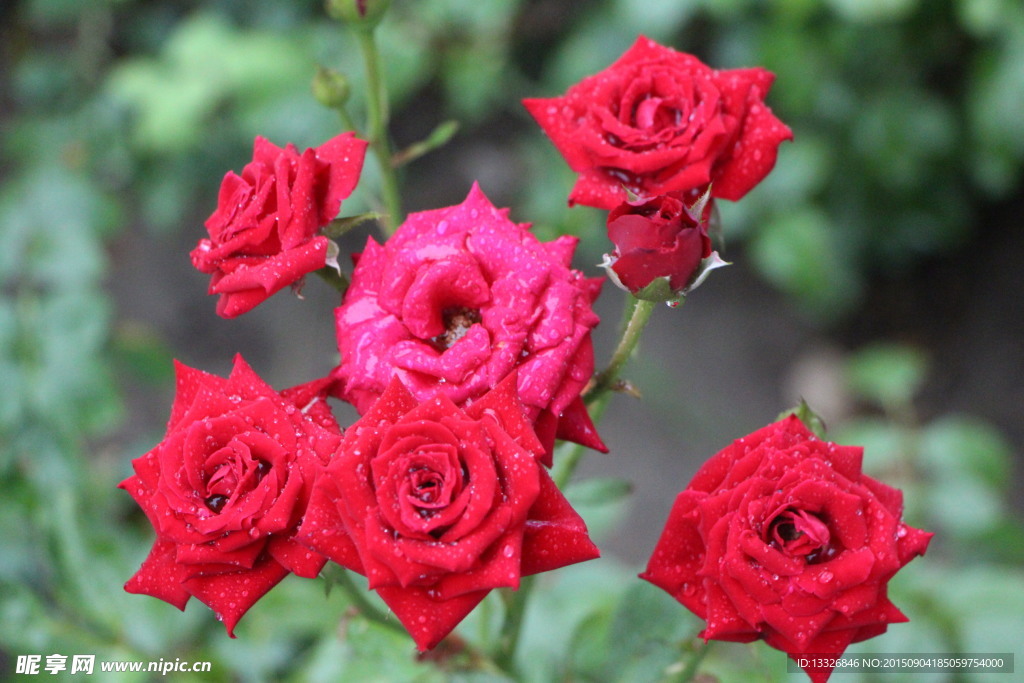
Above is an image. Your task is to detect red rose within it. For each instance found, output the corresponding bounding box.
[640,416,932,683]
[602,191,717,299]
[523,36,792,210]
[119,356,341,635]
[296,374,600,651]
[191,133,368,318]
[331,183,606,464]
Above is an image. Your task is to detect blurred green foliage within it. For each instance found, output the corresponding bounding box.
[1,0,1022,681]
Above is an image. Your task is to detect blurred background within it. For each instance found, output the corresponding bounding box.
[2,0,1022,680]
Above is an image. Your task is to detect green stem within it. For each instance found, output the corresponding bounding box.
[551,296,658,489]
[663,639,712,683]
[492,298,650,668]
[52,488,121,642]
[334,568,406,636]
[552,390,612,490]
[356,28,402,235]
[586,298,658,400]
[493,576,534,675]
[336,105,360,137]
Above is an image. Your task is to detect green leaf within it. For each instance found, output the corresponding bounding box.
[919,565,1024,656]
[970,518,1024,564]
[111,321,176,386]
[604,582,698,682]
[322,212,384,239]
[564,477,633,544]
[825,0,920,23]
[748,207,861,320]
[28,289,120,436]
[967,22,1024,195]
[926,477,1004,537]
[956,0,1014,36]
[516,562,632,680]
[844,342,928,410]
[443,44,507,120]
[564,477,632,507]
[566,610,615,680]
[833,417,908,460]
[393,121,460,167]
[106,13,315,152]
[0,168,114,287]
[918,415,1013,491]
[776,399,828,438]
[332,618,447,682]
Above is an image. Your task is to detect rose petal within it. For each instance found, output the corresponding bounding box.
[124,539,192,610]
[294,476,365,574]
[266,536,327,579]
[183,558,291,637]
[375,585,490,652]
[521,469,600,575]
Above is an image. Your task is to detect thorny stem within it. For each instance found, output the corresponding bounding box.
[587,297,659,400]
[550,295,645,487]
[332,567,407,636]
[662,638,712,683]
[335,566,505,672]
[552,390,612,490]
[336,105,360,139]
[335,20,670,677]
[532,301,658,671]
[493,576,535,675]
[501,298,661,668]
[356,28,402,235]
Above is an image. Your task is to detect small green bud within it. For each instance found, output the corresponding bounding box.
[312,66,351,109]
[325,0,391,30]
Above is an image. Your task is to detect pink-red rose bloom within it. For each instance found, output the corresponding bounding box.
[604,191,712,295]
[523,36,792,210]
[119,356,341,635]
[641,416,932,683]
[330,183,606,464]
[191,133,368,318]
[296,374,600,650]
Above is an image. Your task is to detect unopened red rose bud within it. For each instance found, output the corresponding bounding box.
[325,0,391,29]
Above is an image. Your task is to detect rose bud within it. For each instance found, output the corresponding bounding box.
[601,189,727,302]
[326,0,391,30]
[312,66,351,110]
